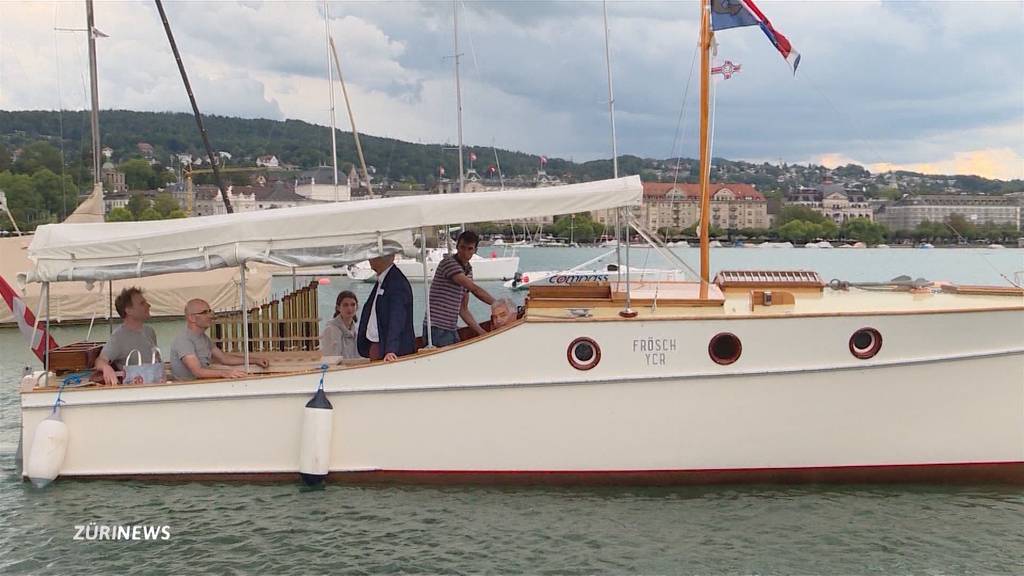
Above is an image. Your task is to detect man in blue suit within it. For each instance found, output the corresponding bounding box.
[357,254,416,362]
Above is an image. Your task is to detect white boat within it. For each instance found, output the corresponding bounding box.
[14,0,1024,486]
[503,264,686,291]
[15,175,1024,485]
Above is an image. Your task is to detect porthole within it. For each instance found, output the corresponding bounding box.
[708,332,742,365]
[849,328,882,359]
[568,337,601,370]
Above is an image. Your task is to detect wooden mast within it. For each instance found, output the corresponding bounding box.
[697,0,713,298]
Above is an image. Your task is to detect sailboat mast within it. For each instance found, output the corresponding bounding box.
[454,1,465,196]
[697,0,713,294]
[323,0,339,197]
[86,0,101,189]
[329,37,373,196]
[602,0,621,266]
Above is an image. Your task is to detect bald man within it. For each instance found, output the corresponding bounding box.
[170,298,268,380]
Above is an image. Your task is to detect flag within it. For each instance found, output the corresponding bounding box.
[0,275,57,363]
[438,165,445,176]
[540,155,548,165]
[711,0,800,74]
[487,165,497,175]
[469,152,477,163]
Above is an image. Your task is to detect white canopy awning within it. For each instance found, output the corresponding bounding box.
[22,175,641,283]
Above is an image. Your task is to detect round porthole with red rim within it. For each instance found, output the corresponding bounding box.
[849,328,882,359]
[708,332,742,365]
[567,337,601,370]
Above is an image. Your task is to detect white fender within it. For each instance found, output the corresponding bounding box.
[299,388,333,485]
[21,371,56,390]
[26,407,69,488]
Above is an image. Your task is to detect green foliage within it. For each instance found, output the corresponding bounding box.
[551,213,599,243]
[152,192,180,217]
[912,220,952,241]
[107,207,132,222]
[139,207,163,221]
[120,158,156,190]
[126,193,151,219]
[777,205,829,226]
[840,218,888,245]
[777,219,838,243]
[13,141,62,175]
[168,209,187,219]
[0,143,11,172]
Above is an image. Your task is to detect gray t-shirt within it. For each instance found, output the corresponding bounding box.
[170,329,214,381]
[100,325,158,370]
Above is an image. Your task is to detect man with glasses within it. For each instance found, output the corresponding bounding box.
[170,298,269,381]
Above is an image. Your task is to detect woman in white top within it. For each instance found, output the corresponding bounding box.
[320,290,359,359]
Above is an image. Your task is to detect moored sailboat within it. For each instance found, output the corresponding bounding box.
[14,0,1024,485]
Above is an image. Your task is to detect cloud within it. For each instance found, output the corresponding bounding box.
[0,0,1020,180]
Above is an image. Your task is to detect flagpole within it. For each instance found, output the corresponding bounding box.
[698,0,713,299]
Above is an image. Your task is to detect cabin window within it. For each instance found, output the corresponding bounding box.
[709,333,742,365]
[568,337,601,370]
[849,328,882,359]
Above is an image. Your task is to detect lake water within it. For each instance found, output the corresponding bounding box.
[2,248,1022,574]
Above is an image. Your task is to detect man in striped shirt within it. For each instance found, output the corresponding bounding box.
[426,230,495,347]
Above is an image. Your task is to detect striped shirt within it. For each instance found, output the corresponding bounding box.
[428,254,472,330]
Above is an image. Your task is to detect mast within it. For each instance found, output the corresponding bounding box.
[323,0,339,198]
[454,1,465,196]
[329,37,373,196]
[603,1,634,317]
[86,0,101,190]
[602,0,620,263]
[154,0,233,213]
[697,0,713,297]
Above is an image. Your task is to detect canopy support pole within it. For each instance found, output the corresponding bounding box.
[107,280,113,335]
[421,226,433,349]
[240,264,249,371]
[619,208,636,318]
[43,282,50,374]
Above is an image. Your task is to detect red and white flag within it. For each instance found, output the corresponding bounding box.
[468,152,477,163]
[438,165,446,176]
[0,275,57,363]
[711,0,800,74]
[540,155,548,166]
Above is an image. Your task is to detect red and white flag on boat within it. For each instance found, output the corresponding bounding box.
[438,165,445,177]
[0,275,57,363]
[468,151,477,163]
[539,155,548,166]
[711,0,800,74]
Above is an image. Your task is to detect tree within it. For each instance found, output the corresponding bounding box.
[127,193,150,219]
[139,207,163,221]
[153,192,180,217]
[0,171,42,230]
[777,205,829,226]
[168,209,187,219]
[840,218,888,245]
[107,207,133,222]
[0,143,11,172]
[31,168,78,220]
[13,141,62,175]
[121,158,156,190]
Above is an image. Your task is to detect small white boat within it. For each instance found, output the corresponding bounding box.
[759,241,794,249]
[987,244,1005,249]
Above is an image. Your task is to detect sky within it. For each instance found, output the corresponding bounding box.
[1,1,1022,180]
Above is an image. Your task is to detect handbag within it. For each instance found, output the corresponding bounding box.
[124,347,165,385]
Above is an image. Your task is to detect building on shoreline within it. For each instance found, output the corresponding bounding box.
[592,182,768,233]
[874,194,1020,231]
[786,183,873,223]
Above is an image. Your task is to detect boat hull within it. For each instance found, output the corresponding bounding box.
[20,309,1024,484]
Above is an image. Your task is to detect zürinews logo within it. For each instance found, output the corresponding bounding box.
[74,523,171,541]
